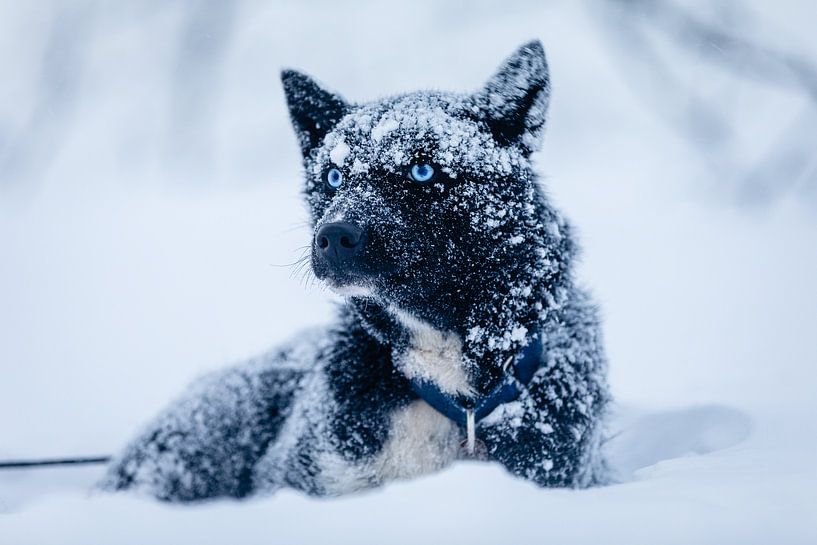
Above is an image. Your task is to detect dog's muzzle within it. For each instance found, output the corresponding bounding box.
[313,221,367,280]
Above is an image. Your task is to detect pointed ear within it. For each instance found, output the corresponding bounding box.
[472,41,550,153]
[281,70,348,157]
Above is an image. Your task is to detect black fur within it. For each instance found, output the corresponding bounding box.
[102,40,610,501]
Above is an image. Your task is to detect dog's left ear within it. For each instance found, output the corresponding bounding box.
[281,70,348,157]
[473,40,550,154]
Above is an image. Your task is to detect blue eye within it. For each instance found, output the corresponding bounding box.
[409,163,435,184]
[326,168,343,189]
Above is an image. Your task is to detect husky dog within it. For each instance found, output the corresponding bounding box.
[102,40,610,501]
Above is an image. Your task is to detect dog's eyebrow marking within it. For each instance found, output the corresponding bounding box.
[389,306,474,396]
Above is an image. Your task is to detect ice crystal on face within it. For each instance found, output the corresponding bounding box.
[351,158,369,175]
[509,326,528,343]
[329,140,350,166]
[371,117,399,143]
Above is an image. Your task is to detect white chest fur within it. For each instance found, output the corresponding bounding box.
[389,307,474,396]
[375,399,460,481]
[315,308,470,495]
[316,400,460,495]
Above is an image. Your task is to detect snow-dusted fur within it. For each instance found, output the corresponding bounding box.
[101,41,610,501]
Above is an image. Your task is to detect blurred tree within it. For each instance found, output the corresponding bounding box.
[590,0,817,206]
[0,4,94,190]
[165,0,238,184]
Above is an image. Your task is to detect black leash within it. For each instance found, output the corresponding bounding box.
[0,456,111,470]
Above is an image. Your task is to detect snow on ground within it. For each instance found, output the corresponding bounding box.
[1,1,817,543]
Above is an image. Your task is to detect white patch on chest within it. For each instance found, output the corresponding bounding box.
[389,307,474,396]
[375,399,460,481]
[314,400,460,495]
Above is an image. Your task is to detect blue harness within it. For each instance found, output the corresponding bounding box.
[409,335,544,452]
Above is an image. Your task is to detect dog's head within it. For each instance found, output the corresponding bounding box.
[282,41,575,375]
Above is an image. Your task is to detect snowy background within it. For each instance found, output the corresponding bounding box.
[1,0,816,543]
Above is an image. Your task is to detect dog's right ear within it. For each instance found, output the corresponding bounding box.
[472,41,550,155]
[281,70,348,157]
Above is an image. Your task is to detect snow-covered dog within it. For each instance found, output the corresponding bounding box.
[102,40,610,501]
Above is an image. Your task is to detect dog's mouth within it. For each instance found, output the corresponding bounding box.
[311,253,377,296]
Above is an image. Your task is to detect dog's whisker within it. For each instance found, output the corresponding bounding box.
[289,257,311,277]
[272,246,313,269]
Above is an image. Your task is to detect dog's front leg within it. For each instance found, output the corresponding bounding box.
[100,359,303,502]
[479,370,608,488]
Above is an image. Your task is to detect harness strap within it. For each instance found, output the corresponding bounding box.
[410,335,543,453]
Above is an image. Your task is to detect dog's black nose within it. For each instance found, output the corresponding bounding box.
[315,222,365,263]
